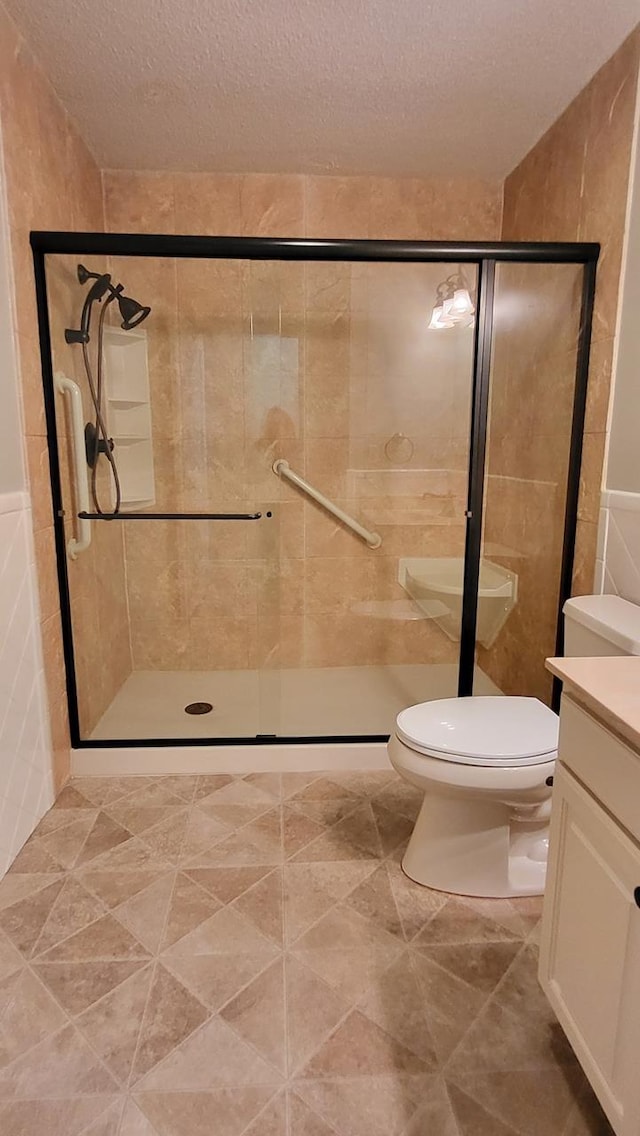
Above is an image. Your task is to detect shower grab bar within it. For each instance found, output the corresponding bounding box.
[78,511,263,521]
[54,372,91,559]
[272,459,382,549]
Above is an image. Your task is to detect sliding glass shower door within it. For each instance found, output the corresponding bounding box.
[473,261,586,707]
[34,235,597,745]
[252,259,479,737]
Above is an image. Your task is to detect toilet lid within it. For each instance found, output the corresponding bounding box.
[396,696,559,767]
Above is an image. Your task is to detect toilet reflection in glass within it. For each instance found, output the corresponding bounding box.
[389,596,640,898]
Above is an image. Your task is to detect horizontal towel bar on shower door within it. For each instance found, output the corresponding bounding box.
[77,511,263,521]
[272,459,382,549]
[55,373,91,558]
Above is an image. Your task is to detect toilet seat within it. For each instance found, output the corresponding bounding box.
[395,696,559,768]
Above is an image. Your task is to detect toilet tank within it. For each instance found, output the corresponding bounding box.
[564,595,640,657]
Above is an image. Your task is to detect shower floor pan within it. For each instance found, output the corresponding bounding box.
[90,663,501,742]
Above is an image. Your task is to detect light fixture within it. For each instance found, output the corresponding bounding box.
[451,287,474,317]
[427,303,455,330]
[428,268,475,330]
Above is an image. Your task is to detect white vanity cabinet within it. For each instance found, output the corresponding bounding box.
[539,696,640,1135]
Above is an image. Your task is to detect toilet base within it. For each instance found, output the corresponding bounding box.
[402,791,548,898]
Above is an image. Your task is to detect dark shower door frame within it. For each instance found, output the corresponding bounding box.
[30,233,599,749]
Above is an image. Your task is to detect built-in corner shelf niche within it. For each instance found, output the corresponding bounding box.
[103,325,155,509]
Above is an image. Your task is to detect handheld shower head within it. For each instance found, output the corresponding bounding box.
[65,264,152,343]
[63,264,153,519]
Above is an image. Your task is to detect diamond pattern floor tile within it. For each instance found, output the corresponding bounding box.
[75,868,166,910]
[162,873,222,950]
[220,958,286,1074]
[292,1072,438,1136]
[134,1086,280,1136]
[114,875,176,954]
[162,950,278,1012]
[32,877,106,956]
[135,1014,281,1090]
[83,1098,124,1135]
[287,1091,338,1136]
[285,954,351,1075]
[233,869,283,945]
[0,933,24,982]
[243,1090,287,1136]
[34,958,147,1017]
[0,770,613,1136]
[34,804,98,838]
[449,1068,592,1136]
[0,1022,120,1098]
[0,967,67,1068]
[132,963,210,1082]
[447,1081,518,1135]
[38,912,152,963]
[0,872,63,912]
[0,878,65,955]
[300,1009,432,1078]
[38,815,98,869]
[184,865,273,905]
[75,964,155,1085]
[0,1097,123,1136]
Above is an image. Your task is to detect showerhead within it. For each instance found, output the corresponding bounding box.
[65,264,151,343]
[117,293,151,331]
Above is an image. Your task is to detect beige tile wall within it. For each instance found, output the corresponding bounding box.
[0,3,118,781]
[478,29,640,702]
[102,174,501,677]
[502,28,640,601]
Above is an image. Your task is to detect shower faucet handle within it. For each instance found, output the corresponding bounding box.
[64,328,90,344]
[84,423,114,468]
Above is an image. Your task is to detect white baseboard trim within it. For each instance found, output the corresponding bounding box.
[602,489,640,512]
[72,741,391,777]
[0,490,29,516]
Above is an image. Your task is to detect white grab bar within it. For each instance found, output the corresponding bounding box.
[272,459,382,549]
[55,373,91,559]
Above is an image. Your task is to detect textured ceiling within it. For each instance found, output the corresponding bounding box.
[6,0,640,177]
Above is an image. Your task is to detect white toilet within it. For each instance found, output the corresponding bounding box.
[388,594,640,898]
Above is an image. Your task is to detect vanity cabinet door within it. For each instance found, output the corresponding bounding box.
[539,763,640,1136]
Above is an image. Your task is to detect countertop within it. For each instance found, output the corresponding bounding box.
[546,655,640,752]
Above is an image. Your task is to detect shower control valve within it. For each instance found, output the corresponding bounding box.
[84,422,114,468]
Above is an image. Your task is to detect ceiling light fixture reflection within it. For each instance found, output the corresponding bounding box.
[428,268,475,330]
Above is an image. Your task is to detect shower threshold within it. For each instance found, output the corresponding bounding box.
[90,663,501,743]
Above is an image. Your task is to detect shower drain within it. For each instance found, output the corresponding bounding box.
[184,702,214,715]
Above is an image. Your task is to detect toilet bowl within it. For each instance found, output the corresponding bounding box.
[388,596,640,899]
[388,696,558,898]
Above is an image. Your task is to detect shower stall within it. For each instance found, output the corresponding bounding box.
[31,234,597,762]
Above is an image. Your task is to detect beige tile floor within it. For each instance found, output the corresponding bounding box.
[0,770,612,1136]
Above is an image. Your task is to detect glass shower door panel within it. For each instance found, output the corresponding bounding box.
[280,259,478,736]
[475,261,584,705]
[65,517,133,743]
[234,258,307,739]
[46,249,480,743]
[72,518,264,743]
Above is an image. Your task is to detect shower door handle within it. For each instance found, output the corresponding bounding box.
[55,372,92,558]
[77,510,265,521]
